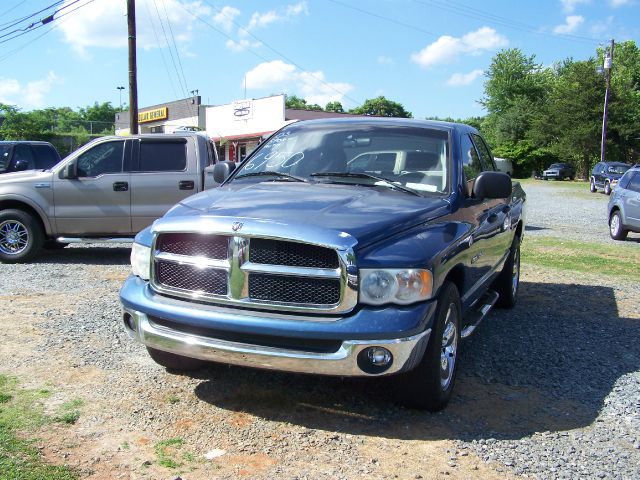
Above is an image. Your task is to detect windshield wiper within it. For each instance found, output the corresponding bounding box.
[310,172,421,196]
[234,171,308,183]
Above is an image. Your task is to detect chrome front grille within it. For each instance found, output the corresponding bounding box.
[151,232,357,314]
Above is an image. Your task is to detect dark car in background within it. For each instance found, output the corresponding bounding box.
[542,162,575,181]
[608,165,640,240]
[0,141,61,174]
[590,161,632,195]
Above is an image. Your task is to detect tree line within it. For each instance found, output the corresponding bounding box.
[0,102,118,156]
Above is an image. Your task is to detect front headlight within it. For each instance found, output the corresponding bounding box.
[360,269,433,305]
[131,243,151,280]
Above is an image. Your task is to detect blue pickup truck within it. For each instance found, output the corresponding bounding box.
[120,118,526,411]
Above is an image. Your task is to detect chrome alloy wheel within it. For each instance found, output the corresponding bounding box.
[512,244,520,297]
[440,304,458,390]
[610,214,621,237]
[0,219,29,255]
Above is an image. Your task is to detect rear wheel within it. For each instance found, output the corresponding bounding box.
[146,347,206,372]
[609,211,628,241]
[0,209,44,263]
[392,282,461,411]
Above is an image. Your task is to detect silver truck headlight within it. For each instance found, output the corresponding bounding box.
[360,269,433,305]
[131,243,151,280]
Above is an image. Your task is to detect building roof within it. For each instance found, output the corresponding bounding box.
[284,109,366,121]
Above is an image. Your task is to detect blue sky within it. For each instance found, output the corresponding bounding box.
[0,0,638,120]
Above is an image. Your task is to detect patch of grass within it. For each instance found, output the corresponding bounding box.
[522,236,640,279]
[0,375,78,479]
[121,441,130,450]
[54,399,84,425]
[154,438,185,469]
[165,394,180,405]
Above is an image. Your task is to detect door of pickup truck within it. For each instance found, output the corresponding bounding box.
[53,138,133,235]
[129,137,201,232]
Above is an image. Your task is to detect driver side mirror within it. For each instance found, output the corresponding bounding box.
[213,161,236,184]
[60,161,78,179]
[472,171,512,199]
[12,159,30,172]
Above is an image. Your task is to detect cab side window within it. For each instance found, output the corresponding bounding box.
[13,145,35,170]
[471,134,496,171]
[461,134,483,188]
[76,141,124,177]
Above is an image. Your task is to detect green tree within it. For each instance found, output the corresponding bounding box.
[530,58,604,177]
[349,96,412,118]
[285,95,309,109]
[325,101,344,113]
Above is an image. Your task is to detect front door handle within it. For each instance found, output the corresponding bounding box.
[179,180,195,190]
[113,181,129,192]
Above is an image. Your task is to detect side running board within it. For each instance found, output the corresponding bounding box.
[461,290,499,339]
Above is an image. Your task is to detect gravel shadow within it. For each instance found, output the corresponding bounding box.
[192,280,639,442]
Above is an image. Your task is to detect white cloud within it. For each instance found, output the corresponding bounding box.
[245,60,297,89]
[560,0,590,13]
[238,1,308,38]
[553,15,585,34]
[244,60,353,106]
[446,69,484,87]
[212,6,241,33]
[0,72,58,108]
[411,27,508,68]
[225,39,262,53]
[608,0,631,6]
[58,0,210,57]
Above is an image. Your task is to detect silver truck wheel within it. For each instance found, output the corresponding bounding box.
[0,210,44,264]
[392,282,461,411]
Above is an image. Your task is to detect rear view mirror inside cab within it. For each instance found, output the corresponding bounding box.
[343,137,371,148]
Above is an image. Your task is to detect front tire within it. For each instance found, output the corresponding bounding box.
[146,347,206,372]
[604,181,612,195]
[590,178,597,192]
[609,211,628,241]
[0,209,44,263]
[493,234,521,308]
[392,282,461,411]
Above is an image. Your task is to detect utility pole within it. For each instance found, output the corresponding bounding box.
[127,0,139,134]
[600,38,614,163]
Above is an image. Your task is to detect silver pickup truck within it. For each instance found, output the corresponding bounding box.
[0,133,218,263]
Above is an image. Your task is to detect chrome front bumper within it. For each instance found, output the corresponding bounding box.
[123,309,431,377]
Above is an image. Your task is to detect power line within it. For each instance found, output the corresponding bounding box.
[151,0,188,98]
[0,0,92,46]
[326,0,437,38]
[143,0,180,101]
[0,0,64,30]
[414,0,601,45]
[197,0,363,107]
[0,0,29,21]
[160,0,197,117]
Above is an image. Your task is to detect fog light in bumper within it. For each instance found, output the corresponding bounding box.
[357,346,393,374]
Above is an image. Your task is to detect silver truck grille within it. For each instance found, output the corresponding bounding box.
[150,232,356,314]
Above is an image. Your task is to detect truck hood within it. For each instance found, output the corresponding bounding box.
[165,181,451,247]
[0,170,52,183]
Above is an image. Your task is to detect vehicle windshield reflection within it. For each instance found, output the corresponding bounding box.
[232,124,449,195]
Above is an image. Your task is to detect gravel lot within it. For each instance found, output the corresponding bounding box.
[0,180,638,479]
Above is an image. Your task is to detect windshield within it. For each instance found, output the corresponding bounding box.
[548,163,563,169]
[608,164,630,174]
[233,123,450,194]
[0,145,12,171]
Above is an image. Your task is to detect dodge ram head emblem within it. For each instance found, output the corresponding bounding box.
[232,222,244,232]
